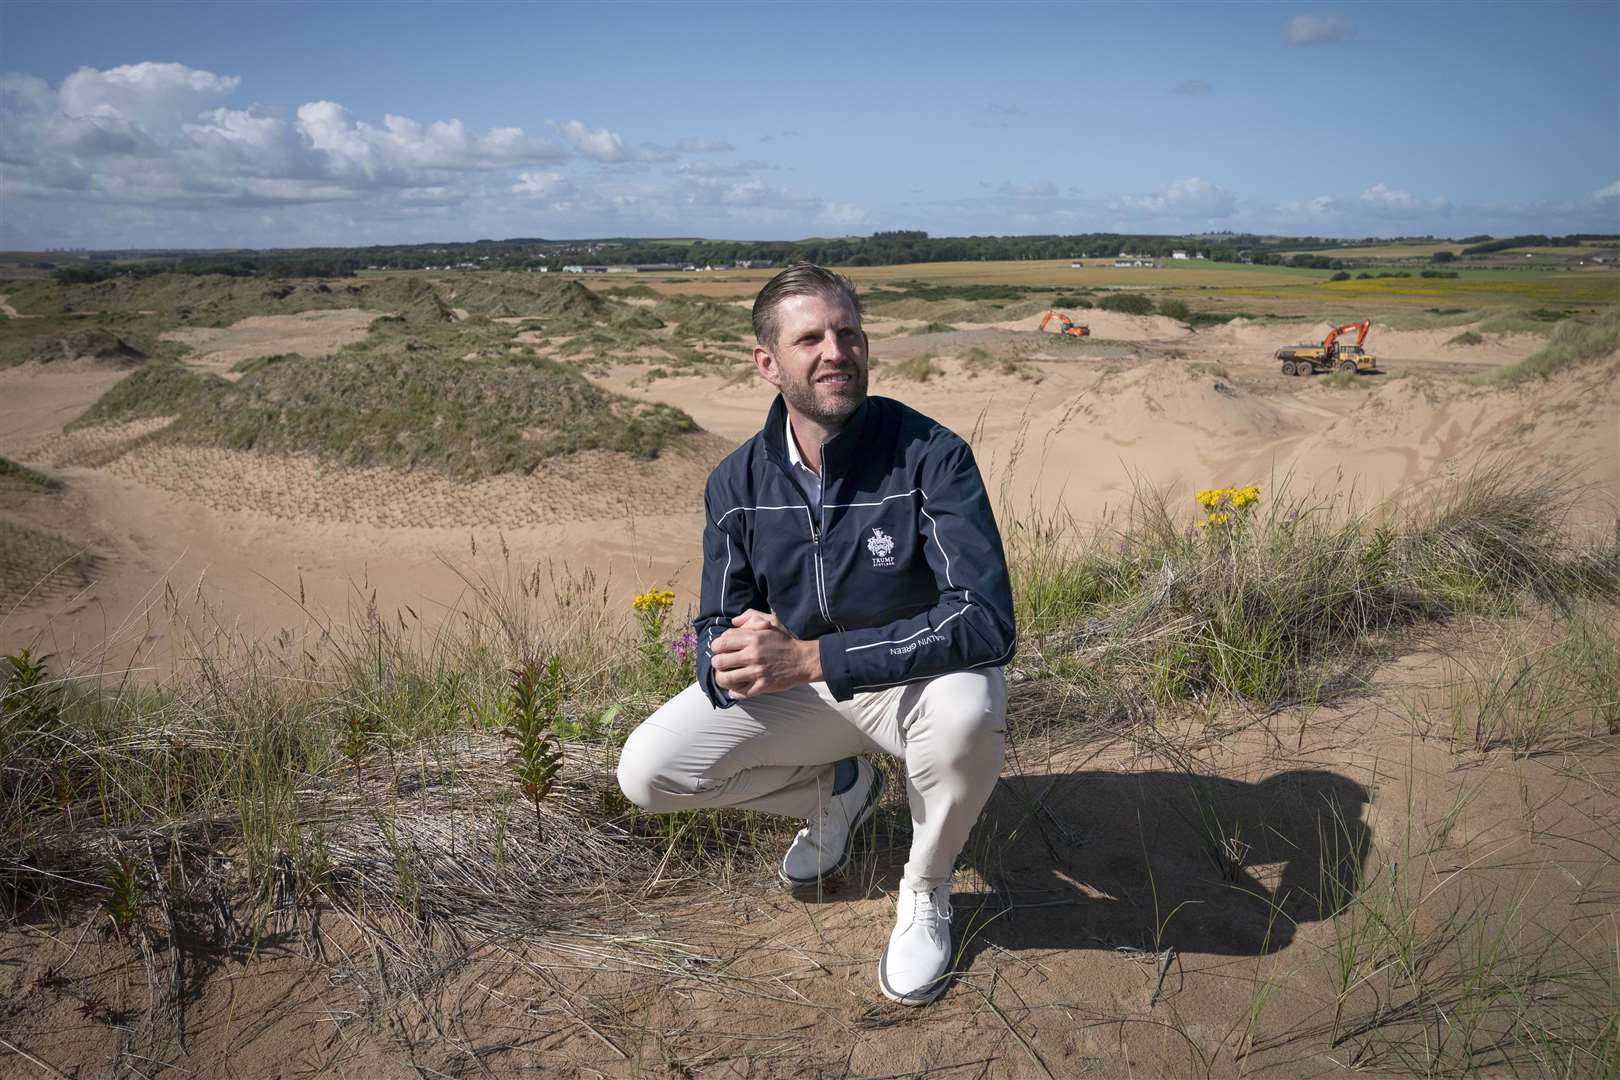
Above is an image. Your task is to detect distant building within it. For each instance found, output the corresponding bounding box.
[735,259,777,269]
[1171,250,1190,260]
[1114,257,1158,268]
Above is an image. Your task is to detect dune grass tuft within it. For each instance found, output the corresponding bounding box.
[1479,308,1620,384]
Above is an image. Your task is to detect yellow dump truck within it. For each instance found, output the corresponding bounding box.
[1276,320,1378,375]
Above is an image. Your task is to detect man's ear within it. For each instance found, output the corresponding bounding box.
[752,343,783,388]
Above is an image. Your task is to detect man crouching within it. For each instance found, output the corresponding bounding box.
[617,263,1015,1006]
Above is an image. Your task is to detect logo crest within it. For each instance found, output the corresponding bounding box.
[866,527,896,567]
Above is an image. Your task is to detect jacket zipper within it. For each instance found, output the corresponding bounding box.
[770,456,834,626]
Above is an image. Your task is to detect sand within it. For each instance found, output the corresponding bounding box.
[163,309,380,378]
[2,301,1617,1077]
[3,305,1613,660]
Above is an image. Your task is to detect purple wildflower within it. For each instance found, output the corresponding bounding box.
[670,631,697,663]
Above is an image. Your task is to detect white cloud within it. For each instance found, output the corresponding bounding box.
[1359,182,1450,218]
[1592,180,1620,201]
[511,171,569,198]
[1284,14,1354,46]
[1172,79,1213,95]
[6,63,876,244]
[1115,176,1236,218]
[60,62,240,134]
[548,118,627,162]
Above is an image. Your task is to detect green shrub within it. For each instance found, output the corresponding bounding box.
[1330,271,1351,281]
[1156,298,1191,321]
[1098,293,1155,315]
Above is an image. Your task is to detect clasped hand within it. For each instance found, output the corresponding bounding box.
[710,608,821,699]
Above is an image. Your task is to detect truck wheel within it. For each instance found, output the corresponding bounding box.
[1281,361,1296,376]
[1338,361,1356,374]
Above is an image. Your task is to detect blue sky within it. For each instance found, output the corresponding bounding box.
[2,1,1616,248]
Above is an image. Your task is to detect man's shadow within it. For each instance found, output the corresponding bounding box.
[846,766,1370,961]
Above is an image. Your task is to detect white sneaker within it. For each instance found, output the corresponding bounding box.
[879,881,954,1005]
[779,758,883,887]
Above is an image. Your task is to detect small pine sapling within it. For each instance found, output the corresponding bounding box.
[504,656,565,840]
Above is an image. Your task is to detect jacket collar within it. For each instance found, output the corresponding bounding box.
[762,394,873,468]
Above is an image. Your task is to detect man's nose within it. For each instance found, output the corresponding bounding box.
[819,331,853,360]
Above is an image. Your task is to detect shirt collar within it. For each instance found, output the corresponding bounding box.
[784,411,817,476]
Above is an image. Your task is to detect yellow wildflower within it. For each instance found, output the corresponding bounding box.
[633,589,675,613]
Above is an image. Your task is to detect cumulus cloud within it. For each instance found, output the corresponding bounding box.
[1284,14,1354,46]
[1172,79,1213,95]
[1359,181,1449,218]
[548,118,627,162]
[0,61,879,246]
[511,171,570,198]
[1592,180,1620,200]
[1115,176,1236,218]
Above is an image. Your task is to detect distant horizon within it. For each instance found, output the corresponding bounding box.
[20,228,1620,259]
[3,2,1615,249]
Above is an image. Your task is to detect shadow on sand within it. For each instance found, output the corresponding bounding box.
[820,766,1371,963]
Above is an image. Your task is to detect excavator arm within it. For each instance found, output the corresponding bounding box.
[1322,319,1371,351]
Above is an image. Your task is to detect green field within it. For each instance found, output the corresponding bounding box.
[1219,268,1620,309]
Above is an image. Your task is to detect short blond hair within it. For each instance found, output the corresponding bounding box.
[751,262,862,351]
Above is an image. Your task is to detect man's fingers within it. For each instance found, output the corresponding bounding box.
[731,608,774,629]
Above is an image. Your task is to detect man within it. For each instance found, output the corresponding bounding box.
[617,263,1015,1006]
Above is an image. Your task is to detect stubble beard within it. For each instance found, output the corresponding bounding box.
[780,365,868,430]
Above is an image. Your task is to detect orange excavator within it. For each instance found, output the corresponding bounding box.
[1039,310,1090,338]
[1322,319,1371,356]
[1275,318,1377,375]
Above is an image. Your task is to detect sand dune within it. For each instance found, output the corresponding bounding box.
[3,301,1614,662]
[163,309,379,377]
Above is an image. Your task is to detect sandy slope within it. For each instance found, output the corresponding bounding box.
[1,314,1614,662]
[163,309,379,377]
[1,304,1618,1077]
[5,631,1615,1078]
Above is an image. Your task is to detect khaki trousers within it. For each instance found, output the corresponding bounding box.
[617,668,1007,891]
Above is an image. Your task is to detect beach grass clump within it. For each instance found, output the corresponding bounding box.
[1435,603,1620,753]
[655,298,751,342]
[885,352,942,382]
[1005,466,1618,732]
[69,352,700,477]
[1445,330,1485,347]
[0,455,64,493]
[1479,308,1620,385]
[959,345,1034,380]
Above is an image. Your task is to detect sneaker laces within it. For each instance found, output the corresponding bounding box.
[905,885,951,933]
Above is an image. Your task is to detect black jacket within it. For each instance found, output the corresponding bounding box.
[696,394,1016,706]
